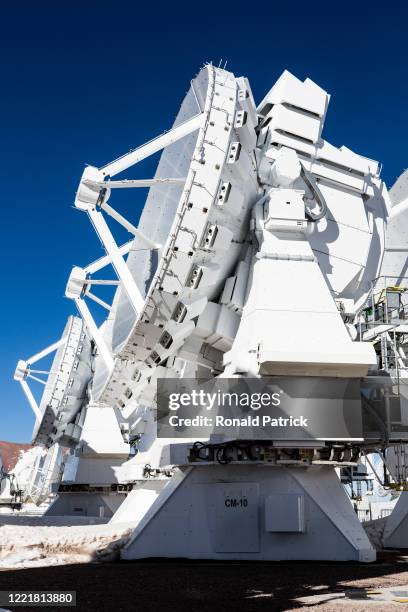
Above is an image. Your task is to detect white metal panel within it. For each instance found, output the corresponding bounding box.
[318,182,370,232]
[258,70,328,118]
[265,493,305,532]
[268,103,323,143]
[213,483,260,553]
[381,170,408,282]
[389,168,408,206]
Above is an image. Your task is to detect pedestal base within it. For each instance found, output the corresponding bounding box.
[45,491,125,519]
[121,464,375,561]
[383,492,408,548]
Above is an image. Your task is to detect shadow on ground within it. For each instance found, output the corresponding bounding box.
[0,550,408,611]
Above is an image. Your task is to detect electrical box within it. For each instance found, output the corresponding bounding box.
[265,493,305,533]
[265,188,305,221]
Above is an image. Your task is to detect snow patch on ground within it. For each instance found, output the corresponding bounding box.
[363,517,387,550]
[0,519,136,569]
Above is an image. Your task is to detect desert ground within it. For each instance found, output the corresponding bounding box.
[1,505,407,610]
[1,552,408,611]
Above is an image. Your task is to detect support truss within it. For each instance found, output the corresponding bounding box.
[65,111,205,377]
[65,242,137,372]
[71,111,204,327]
[14,337,67,420]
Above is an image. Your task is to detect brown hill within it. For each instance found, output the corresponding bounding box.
[0,441,31,472]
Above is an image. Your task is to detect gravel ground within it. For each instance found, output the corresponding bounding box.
[0,551,408,612]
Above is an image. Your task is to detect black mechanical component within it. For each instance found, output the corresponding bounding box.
[143,464,173,479]
[189,440,361,465]
[58,483,134,493]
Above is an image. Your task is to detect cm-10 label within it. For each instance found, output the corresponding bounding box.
[224,497,248,508]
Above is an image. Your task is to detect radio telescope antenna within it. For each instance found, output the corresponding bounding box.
[67,65,259,411]
[14,316,93,447]
[13,64,399,560]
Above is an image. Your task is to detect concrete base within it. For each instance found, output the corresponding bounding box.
[383,492,408,548]
[110,480,168,523]
[46,492,126,519]
[121,464,376,562]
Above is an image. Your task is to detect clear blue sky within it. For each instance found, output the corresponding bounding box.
[0,1,406,442]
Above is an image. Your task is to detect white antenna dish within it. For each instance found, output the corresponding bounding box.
[69,66,259,409]
[14,316,93,447]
